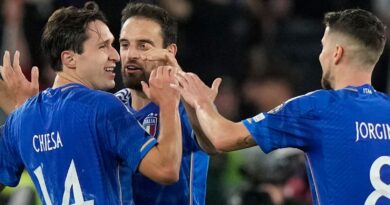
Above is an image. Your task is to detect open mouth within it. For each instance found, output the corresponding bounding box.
[125,64,142,73]
[104,67,115,73]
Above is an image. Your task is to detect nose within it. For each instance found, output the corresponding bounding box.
[109,46,120,62]
[124,47,140,61]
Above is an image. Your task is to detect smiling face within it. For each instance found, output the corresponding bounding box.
[119,17,165,91]
[75,20,120,90]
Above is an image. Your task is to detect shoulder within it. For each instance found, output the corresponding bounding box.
[61,86,128,116]
[268,89,337,116]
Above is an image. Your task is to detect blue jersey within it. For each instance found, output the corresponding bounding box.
[243,84,390,205]
[115,89,209,205]
[0,84,157,205]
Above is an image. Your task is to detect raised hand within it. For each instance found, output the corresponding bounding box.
[140,48,181,71]
[141,66,180,107]
[0,51,39,114]
[173,72,221,108]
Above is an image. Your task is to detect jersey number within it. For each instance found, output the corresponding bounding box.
[365,156,390,204]
[33,160,94,205]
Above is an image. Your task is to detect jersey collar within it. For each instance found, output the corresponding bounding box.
[343,84,375,94]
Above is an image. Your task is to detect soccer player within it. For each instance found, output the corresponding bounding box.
[116,3,217,205]
[0,2,182,204]
[174,9,390,205]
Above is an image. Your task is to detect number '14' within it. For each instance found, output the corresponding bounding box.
[33,160,94,205]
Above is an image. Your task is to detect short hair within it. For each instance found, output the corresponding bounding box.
[324,9,387,65]
[41,1,108,71]
[121,3,177,47]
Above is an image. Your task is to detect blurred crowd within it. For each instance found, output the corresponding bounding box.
[1,0,390,205]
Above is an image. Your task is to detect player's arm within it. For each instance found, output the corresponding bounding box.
[181,78,223,154]
[0,51,39,114]
[174,72,257,152]
[138,66,182,185]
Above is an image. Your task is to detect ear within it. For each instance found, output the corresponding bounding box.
[333,44,344,65]
[166,44,177,56]
[61,50,76,69]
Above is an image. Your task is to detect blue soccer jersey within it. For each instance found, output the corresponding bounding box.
[115,88,209,205]
[243,84,390,205]
[0,84,157,205]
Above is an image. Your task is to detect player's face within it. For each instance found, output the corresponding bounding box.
[119,17,165,91]
[75,20,120,90]
[319,27,335,89]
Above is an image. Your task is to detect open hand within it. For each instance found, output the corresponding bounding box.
[0,51,39,114]
[173,72,221,108]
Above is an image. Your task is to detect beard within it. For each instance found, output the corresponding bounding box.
[321,71,333,90]
[122,71,149,91]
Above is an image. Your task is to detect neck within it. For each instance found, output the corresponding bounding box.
[333,66,373,89]
[130,89,151,111]
[52,70,92,89]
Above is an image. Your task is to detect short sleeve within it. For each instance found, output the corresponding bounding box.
[243,93,318,153]
[0,116,24,186]
[97,95,157,173]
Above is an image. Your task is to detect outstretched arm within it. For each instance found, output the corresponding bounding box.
[138,66,182,185]
[0,51,39,114]
[174,72,257,152]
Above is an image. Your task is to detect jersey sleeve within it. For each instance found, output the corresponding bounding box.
[0,116,24,186]
[97,95,157,173]
[242,93,319,153]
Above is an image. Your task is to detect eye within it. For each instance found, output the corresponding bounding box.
[120,42,129,49]
[139,42,152,50]
[139,43,147,50]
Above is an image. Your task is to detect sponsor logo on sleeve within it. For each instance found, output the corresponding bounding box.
[252,113,265,123]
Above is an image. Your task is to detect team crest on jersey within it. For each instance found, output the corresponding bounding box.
[142,113,158,137]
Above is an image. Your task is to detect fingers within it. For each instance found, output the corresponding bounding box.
[13,51,24,78]
[211,78,222,92]
[141,81,151,98]
[31,66,40,92]
[2,51,24,83]
[140,48,180,68]
[156,66,164,77]
[3,51,11,70]
[149,67,157,79]
[2,51,13,82]
[0,66,3,80]
[175,71,189,88]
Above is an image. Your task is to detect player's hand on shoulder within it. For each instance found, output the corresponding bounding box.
[0,50,39,114]
[142,65,180,107]
[173,71,221,108]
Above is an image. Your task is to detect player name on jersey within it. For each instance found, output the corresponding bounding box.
[355,121,390,142]
[33,131,64,152]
